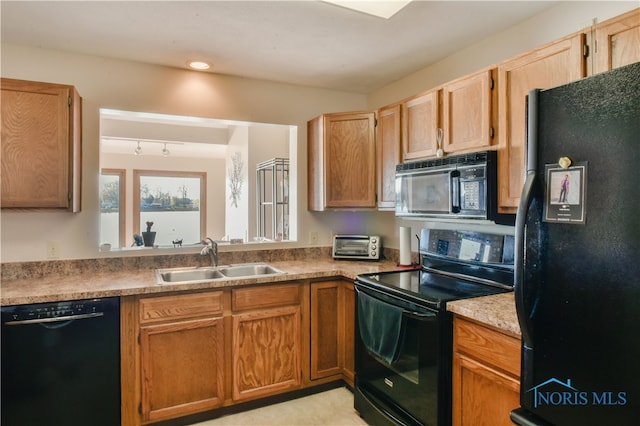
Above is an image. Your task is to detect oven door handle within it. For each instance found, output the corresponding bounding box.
[403,310,436,320]
[354,285,438,320]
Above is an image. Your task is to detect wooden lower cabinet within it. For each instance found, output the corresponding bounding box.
[452,316,521,426]
[309,279,356,386]
[136,291,226,424]
[123,280,356,425]
[341,282,356,385]
[140,317,225,423]
[231,283,303,402]
[310,281,342,379]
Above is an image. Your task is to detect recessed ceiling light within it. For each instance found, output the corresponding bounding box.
[323,0,412,19]
[188,60,211,70]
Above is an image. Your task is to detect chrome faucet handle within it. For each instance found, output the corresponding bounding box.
[201,237,218,267]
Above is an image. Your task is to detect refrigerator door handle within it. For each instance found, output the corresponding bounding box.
[514,172,536,347]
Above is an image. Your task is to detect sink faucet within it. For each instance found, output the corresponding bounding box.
[201,237,218,267]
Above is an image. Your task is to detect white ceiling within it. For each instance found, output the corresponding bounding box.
[1,0,558,94]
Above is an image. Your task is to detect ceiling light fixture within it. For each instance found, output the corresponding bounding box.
[162,143,170,157]
[323,0,412,19]
[188,60,211,70]
[134,141,142,155]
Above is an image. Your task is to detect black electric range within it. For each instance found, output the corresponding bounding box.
[354,228,514,426]
[356,228,515,310]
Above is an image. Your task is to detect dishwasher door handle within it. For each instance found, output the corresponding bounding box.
[4,312,104,326]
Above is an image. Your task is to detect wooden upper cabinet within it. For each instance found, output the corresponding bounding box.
[307,111,376,210]
[1,78,81,211]
[442,68,496,154]
[401,88,439,160]
[376,104,401,209]
[497,33,586,213]
[593,8,640,74]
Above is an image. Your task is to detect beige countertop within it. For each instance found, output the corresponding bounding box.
[0,259,406,306]
[447,292,521,338]
[1,255,520,337]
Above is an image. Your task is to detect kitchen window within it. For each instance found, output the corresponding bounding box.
[100,169,125,247]
[133,170,207,246]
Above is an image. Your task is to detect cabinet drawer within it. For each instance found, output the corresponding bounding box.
[140,291,224,324]
[232,283,301,311]
[454,317,520,377]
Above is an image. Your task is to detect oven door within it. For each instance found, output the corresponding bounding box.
[354,284,449,426]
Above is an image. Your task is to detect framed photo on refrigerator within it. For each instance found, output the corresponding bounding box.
[543,162,587,224]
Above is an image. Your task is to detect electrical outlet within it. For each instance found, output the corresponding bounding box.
[309,231,318,245]
[46,241,61,259]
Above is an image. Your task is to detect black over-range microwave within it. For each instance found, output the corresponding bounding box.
[395,151,514,225]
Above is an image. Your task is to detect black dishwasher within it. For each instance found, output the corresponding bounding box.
[1,297,120,426]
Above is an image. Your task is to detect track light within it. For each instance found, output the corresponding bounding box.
[162,143,170,157]
[134,141,142,155]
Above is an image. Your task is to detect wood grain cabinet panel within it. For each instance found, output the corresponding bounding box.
[452,317,521,426]
[231,282,303,402]
[442,68,496,154]
[593,8,640,74]
[140,317,225,423]
[497,33,586,213]
[309,280,356,386]
[341,281,356,385]
[307,111,376,210]
[376,103,402,209]
[232,283,301,311]
[139,291,223,324]
[1,78,81,211]
[232,305,301,401]
[401,88,440,160]
[310,281,341,379]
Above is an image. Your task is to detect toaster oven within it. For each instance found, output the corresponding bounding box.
[332,235,381,260]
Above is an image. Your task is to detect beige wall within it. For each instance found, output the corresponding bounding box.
[367,1,637,109]
[1,1,637,262]
[0,44,367,261]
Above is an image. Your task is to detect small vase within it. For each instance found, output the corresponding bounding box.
[142,231,156,247]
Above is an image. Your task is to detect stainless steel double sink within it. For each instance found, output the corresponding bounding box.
[155,263,285,284]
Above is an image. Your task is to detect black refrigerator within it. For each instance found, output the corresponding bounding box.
[511,61,640,426]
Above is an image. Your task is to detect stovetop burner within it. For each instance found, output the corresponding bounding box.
[355,229,515,309]
[356,268,511,310]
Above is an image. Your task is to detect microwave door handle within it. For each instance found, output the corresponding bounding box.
[450,170,461,213]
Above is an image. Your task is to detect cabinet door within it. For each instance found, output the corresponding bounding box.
[452,353,520,426]
[308,112,376,210]
[497,33,586,213]
[376,104,401,209]
[401,89,439,160]
[140,317,225,423]
[325,112,377,208]
[442,69,495,154]
[452,317,521,426]
[341,281,356,386]
[1,78,81,211]
[232,305,301,401]
[593,8,640,74]
[310,281,342,379]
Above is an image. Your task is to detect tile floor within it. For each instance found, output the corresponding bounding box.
[190,387,368,426]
